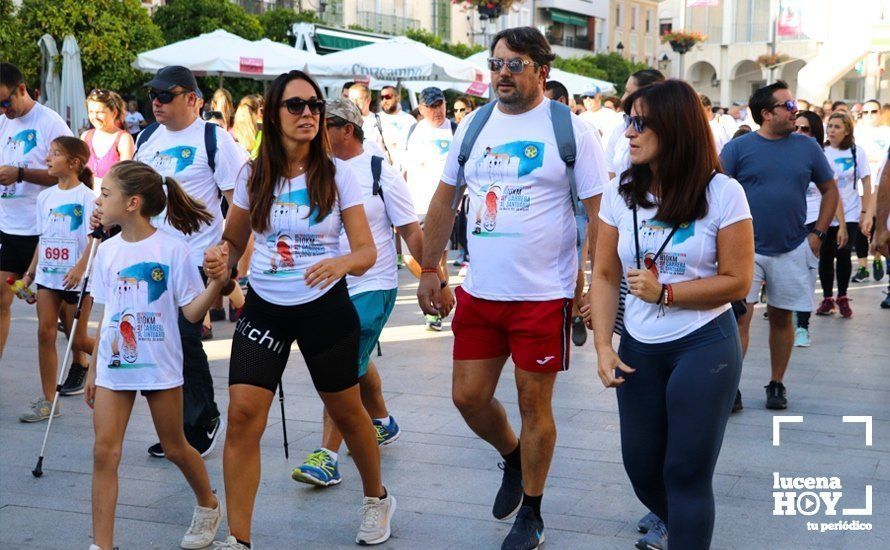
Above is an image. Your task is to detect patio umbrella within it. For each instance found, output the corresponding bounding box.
[59,35,89,134]
[38,34,61,114]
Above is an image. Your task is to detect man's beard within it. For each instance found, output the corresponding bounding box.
[383,103,398,115]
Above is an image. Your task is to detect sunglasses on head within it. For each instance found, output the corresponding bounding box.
[283,97,325,116]
[149,89,188,104]
[487,57,535,73]
[795,124,811,133]
[771,99,798,112]
[624,114,647,133]
[202,110,224,121]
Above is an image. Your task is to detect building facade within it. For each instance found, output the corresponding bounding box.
[609,0,660,66]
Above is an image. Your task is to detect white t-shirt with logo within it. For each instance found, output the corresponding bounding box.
[598,173,752,344]
[233,159,364,306]
[403,118,454,217]
[441,98,609,301]
[134,118,248,265]
[339,151,417,295]
[0,103,73,235]
[854,124,890,177]
[125,111,145,135]
[34,184,96,290]
[604,124,631,177]
[91,230,203,391]
[581,108,623,147]
[824,145,870,226]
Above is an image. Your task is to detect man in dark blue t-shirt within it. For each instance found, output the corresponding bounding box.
[720,80,838,411]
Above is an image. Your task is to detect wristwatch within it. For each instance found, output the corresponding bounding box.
[17,167,24,183]
[810,229,827,241]
[440,280,448,289]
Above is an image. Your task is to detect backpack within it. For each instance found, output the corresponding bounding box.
[370,154,384,202]
[405,119,459,144]
[135,121,218,172]
[452,100,579,214]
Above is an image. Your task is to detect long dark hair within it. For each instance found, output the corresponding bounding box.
[250,70,336,233]
[51,136,94,189]
[796,111,824,148]
[107,161,212,235]
[618,79,720,225]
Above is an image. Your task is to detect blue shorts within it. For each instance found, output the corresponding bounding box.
[575,212,589,264]
[351,288,398,377]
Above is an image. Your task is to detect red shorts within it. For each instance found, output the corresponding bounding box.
[452,286,572,373]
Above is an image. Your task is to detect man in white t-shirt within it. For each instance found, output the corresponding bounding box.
[0,62,73,361]
[852,99,889,283]
[346,83,386,159]
[604,69,666,179]
[134,66,248,458]
[700,94,735,154]
[376,85,416,169]
[579,90,623,146]
[416,28,608,550]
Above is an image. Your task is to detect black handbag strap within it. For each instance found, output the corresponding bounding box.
[632,204,679,270]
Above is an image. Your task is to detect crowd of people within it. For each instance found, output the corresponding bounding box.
[2,24,889,550]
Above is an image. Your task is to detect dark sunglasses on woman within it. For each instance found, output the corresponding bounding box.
[202,110,224,121]
[794,124,811,134]
[624,114,647,133]
[283,97,326,116]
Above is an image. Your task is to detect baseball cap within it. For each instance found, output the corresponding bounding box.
[420,87,445,106]
[325,98,363,128]
[145,66,203,98]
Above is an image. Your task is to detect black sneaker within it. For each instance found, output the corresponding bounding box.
[731,389,743,413]
[874,258,885,282]
[571,317,587,347]
[851,266,869,283]
[59,363,87,396]
[882,292,890,309]
[187,417,224,458]
[765,381,787,410]
[493,461,523,520]
[501,506,544,550]
[147,442,165,458]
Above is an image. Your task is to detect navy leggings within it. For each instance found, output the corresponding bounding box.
[617,310,741,550]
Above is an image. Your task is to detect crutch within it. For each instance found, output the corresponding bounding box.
[33,227,104,478]
[278,383,289,460]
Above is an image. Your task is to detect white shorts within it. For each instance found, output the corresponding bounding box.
[746,239,818,312]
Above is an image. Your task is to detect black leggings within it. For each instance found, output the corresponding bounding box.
[616,310,741,550]
[819,222,858,298]
[228,279,360,393]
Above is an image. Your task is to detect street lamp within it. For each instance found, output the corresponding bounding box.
[657,53,671,74]
[616,41,625,58]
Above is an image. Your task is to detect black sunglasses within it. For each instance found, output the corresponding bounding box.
[454,107,467,113]
[771,99,797,112]
[862,109,879,115]
[283,97,325,116]
[0,81,22,109]
[487,57,535,73]
[149,89,188,104]
[380,93,394,100]
[624,114,647,133]
[202,110,224,121]
[794,124,811,134]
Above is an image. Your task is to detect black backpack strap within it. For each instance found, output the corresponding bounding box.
[450,120,458,134]
[549,100,579,215]
[204,122,218,173]
[851,143,858,191]
[371,155,384,202]
[405,122,418,144]
[134,122,160,153]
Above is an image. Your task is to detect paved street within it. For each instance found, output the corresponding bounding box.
[2,265,889,549]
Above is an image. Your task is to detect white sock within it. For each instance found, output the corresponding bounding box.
[374,416,391,427]
[320,447,339,462]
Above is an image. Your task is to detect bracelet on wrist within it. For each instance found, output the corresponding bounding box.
[421,267,438,275]
[665,284,675,307]
[656,284,665,305]
[17,167,24,183]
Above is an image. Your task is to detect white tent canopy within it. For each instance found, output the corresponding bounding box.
[308,36,486,88]
[133,29,316,79]
[59,35,89,134]
[465,51,616,96]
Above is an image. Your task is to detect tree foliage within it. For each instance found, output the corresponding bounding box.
[8,0,164,93]
[553,53,649,94]
[258,8,321,44]
[153,0,264,43]
[405,29,485,59]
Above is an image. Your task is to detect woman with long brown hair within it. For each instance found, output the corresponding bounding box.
[202,70,393,549]
[590,80,754,549]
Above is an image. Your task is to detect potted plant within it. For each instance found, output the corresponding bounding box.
[660,30,707,54]
[757,53,790,69]
[452,0,518,19]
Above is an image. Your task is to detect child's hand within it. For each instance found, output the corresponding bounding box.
[62,264,85,290]
[203,244,229,282]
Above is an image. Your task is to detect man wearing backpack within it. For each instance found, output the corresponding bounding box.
[401,87,458,331]
[417,27,608,550]
[135,66,249,458]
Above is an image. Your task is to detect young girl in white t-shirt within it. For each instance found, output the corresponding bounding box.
[19,137,97,423]
[84,161,228,550]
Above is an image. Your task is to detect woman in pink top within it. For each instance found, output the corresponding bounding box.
[81,89,135,188]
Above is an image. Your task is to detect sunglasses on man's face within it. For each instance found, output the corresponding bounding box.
[624,114,647,133]
[795,124,811,134]
[380,94,394,100]
[771,99,798,113]
[283,97,325,116]
[148,89,188,104]
[488,57,535,74]
[0,82,21,109]
[862,109,879,116]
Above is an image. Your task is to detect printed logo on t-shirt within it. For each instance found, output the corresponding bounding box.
[147,145,197,175]
[38,203,85,274]
[264,189,327,276]
[107,262,170,369]
[833,157,854,173]
[638,218,695,277]
[1,129,38,199]
[471,141,544,238]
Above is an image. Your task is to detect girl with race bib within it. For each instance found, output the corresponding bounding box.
[83,161,227,550]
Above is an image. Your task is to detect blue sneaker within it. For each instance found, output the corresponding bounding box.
[794,327,810,348]
[292,449,341,487]
[374,416,401,446]
[637,511,660,533]
[635,518,667,550]
[501,505,544,550]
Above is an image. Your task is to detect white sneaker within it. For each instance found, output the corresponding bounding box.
[89,545,102,550]
[180,500,223,549]
[356,493,396,545]
[212,536,250,549]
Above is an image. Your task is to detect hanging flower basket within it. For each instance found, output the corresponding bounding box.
[452,0,518,19]
[660,30,707,54]
[757,53,790,69]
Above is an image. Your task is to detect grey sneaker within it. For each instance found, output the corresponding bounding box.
[356,493,396,545]
[212,536,250,549]
[180,501,223,549]
[635,517,668,549]
[19,398,60,423]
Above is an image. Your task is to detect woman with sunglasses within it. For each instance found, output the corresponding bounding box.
[792,111,826,345]
[590,80,754,550]
[202,70,394,549]
[82,89,134,188]
[452,95,475,124]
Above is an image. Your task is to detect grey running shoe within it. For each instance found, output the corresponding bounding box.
[356,493,396,545]
[635,517,668,549]
[181,502,223,549]
[19,398,60,423]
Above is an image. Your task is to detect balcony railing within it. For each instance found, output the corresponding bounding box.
[238,0,296,14]
[546,33,592,51]
[356,11,421,35]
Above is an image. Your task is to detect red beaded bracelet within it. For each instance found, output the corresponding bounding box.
[421,267,438,275]
[665,284,675,307]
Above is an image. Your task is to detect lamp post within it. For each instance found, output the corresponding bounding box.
[657,53,671,75]
[616,41,625,58]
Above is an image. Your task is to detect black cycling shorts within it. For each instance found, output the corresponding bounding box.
[229,279,360,393]
[0,232,39,275]
[37,284,86,305]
